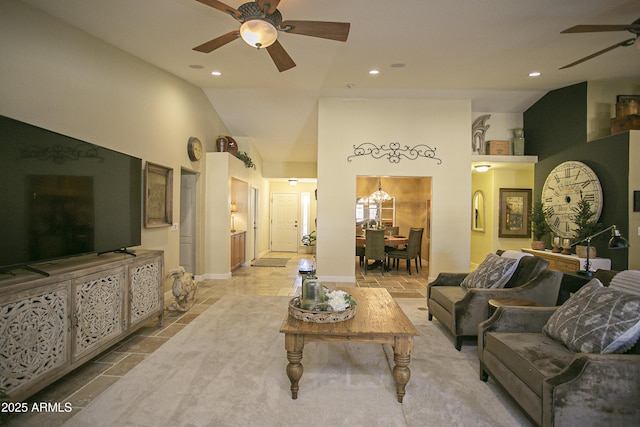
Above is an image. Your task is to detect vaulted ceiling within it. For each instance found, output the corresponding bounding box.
[20,0,640,163]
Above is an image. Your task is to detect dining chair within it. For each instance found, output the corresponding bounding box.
[410,227,424,268]
[387,228,422,274]
[364,229,386,275]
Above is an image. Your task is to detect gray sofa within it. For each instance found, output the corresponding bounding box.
[478,273,640,427]
[427,253,557,350]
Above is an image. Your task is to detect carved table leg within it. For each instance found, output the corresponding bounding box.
[284,334,305,399]
[393,336,414,403]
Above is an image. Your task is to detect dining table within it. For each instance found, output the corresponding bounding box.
[356,234,409,270]
[356,235,408,247]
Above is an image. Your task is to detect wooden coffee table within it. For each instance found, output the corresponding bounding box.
[279,287,418,402]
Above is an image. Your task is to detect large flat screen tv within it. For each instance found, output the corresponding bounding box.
[0,115,142,275]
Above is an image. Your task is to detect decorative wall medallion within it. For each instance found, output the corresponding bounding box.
[472,114,491,155]
[347,142,442,164]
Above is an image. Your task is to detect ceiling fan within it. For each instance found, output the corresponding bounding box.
[559,17,640,69]
[192,0,350,72]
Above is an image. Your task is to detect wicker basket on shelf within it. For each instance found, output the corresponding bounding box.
[288,297,356,323]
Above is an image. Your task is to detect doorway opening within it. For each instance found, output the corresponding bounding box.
[356,176,432,268]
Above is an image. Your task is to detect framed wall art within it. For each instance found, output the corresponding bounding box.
[499,188,532,238]
[144,161,173,228]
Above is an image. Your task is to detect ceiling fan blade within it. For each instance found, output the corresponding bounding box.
[193,31,240,53]
[280,20,350,42]
[560,38,635,69]
[257,0,280,15]
[194,0,241,18]
[561,24,640,33]
[266,40,296,72]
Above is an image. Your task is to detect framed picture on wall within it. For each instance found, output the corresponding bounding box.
[144,161,173,228]
[499,188,532,238]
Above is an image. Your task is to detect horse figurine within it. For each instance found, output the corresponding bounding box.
[166,266,199,312]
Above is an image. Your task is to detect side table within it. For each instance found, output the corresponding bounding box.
[488,298,541,318]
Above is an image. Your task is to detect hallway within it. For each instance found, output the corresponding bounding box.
[9,252,428,426]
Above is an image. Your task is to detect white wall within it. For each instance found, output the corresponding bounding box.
[317,98,472,281]
[0,1,229,289]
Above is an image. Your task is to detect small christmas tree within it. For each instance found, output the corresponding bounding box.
[531,200,551,241]
[571,198,603,242]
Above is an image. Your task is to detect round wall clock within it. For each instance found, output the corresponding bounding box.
[187,136,202,161]
[541,161,603,238]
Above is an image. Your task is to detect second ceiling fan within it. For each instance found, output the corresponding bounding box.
[560,17,640,69]
[193,0,350,72]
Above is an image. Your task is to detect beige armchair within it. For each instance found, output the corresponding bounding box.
[427,253,558,350]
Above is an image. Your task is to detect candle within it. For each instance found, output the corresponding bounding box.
[562,238,570,248]
[553,236,560,246]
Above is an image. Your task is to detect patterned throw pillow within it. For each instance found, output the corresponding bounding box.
[543,279,640,354]
[461,253,518,290]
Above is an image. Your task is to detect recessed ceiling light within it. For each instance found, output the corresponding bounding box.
[189,64,204,69]
[369,69,380,75]
[211,71,222,76]
[474,165,491,172]
[529,71,541,77]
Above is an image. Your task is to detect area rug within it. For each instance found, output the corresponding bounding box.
[251,258,290,267]
[63,296,531,427]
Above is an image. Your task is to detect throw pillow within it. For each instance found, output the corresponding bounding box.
[461,253,518,290]
[610,270,640,296]
[543,279,640,354]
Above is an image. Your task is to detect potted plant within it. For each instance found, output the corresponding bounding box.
[301,230,316,254]
[530,200,551,250]
[235,151,255,169]
[571,198,603,258]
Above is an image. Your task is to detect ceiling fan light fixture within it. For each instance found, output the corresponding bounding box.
[240,19,278,48]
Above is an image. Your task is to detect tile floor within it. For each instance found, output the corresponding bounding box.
[7,252,428,426]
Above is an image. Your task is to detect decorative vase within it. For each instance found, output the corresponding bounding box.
[575,245,596,259]
[226,136,239,156]
[216,136,228,152]
[512,128,525,156]
[301,275,324,310]
[531,240,546,250]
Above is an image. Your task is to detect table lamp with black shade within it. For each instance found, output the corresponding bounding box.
[571,225,630,276]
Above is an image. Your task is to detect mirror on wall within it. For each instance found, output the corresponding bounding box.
[472,190,485,232]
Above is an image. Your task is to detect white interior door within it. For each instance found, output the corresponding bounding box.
[249,186,259,261]
[271,192,299,252]
[179,171,197,274]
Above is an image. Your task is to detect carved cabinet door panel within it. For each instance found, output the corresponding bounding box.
[127,255,163,328]
[72,267,126,360]
[0,282,71,399]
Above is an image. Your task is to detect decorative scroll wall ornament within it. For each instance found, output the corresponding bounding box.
[166,266,199,312]
[347,142,442,164]
[130,260,162,325]
[472,114,491,155]
[0,289,68,393]
[19,144,103,164]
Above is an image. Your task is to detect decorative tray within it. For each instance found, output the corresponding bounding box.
[288,297,356,323]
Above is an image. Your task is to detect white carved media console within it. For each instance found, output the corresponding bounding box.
[0,249,164,402]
